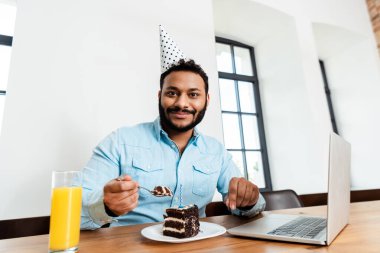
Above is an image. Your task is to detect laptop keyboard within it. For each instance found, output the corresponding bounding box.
[267,217,326,239]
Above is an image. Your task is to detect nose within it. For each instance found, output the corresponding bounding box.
[174,93,190,109]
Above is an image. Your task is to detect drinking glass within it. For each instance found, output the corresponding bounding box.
[49,171,82,253]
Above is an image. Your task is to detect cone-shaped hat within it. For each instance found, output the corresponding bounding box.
[159,25,186,73]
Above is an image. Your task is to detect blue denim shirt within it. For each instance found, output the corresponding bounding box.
[81,118,266,230]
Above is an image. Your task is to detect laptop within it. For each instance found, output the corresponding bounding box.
[228,132,351,245]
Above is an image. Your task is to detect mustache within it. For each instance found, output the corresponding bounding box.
[167,106,196,115]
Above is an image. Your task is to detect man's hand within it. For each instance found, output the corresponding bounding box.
[103,175,139,216]
[225,177,259,210]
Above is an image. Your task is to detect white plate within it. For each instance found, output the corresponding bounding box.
[141,221,226,243]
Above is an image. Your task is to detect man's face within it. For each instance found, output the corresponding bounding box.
[159,70,209,133]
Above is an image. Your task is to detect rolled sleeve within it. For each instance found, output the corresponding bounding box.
[232,193,266,218]
[81,190,115,230]
[217,148,266,218]
[80,131,121,230]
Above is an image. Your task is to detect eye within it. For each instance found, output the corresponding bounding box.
[189,92,200,98]
[166,91,177,97]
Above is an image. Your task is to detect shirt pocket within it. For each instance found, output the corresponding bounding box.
[127,149,163,197]
[192,161,219,197]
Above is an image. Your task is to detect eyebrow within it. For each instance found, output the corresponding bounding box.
[165,86,201,92]
[188,88,201,92]
[165,86,179,91]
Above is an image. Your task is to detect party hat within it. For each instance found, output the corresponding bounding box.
[159,25,186,73]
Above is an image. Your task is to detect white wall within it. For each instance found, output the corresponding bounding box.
[1,0,379,220]
[213,0,380,193]
[0,0,221,220]
[321,38,380,190]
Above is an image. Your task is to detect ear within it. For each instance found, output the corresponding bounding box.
[158,90,161,99]
[206,93,210,108]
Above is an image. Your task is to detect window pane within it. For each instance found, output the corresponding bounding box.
[0,45,12,90]
[241,115,260,149]
[233,46,253,76]
[228,151,245,177]
[219,79,237,111]
[216,43,233,73]
[222,113,242,149]
[238,81,256,113]
[245,151,265,188]
[0,3,17,36]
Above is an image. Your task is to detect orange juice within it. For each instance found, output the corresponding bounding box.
[49,186,82,251]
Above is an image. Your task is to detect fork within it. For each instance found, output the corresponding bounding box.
[116,176,172,197]
[138,186,165,197]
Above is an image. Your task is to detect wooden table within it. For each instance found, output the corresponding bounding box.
[1,201,380,253]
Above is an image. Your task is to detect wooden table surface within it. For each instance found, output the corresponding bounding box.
[1,201,379,253]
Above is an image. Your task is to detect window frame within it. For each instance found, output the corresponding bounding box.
[216,37,272,192]
[319,60,338,134]
[0,34,12,96]
[0,34,13,46]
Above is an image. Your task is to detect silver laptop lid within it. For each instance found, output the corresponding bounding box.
[326,132,351,245]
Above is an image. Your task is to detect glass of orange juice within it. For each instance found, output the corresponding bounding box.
[49,171,82,253]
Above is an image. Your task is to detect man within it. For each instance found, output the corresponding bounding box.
[80,59,266,230]
[80,27,265,230]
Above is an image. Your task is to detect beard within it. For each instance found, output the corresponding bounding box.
[159,98,207,133]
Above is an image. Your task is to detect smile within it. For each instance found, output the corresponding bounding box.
[169,111,193,119]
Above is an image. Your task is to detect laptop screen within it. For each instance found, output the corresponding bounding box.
[326,132,351,245]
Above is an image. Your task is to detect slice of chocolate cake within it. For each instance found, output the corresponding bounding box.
[152,186,173,197]
[163,204,200,238]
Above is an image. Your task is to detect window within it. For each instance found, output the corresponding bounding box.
[0,1,17,132]
[319,60,338,134]
[215,37,272,191]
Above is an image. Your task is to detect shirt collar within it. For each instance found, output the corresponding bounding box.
[153,117,201,145]
[153,117,162,141]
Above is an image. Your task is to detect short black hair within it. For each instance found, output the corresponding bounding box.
[160,59,209,94]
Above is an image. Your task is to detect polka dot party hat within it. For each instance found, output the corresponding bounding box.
[159,25,186,73]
